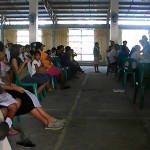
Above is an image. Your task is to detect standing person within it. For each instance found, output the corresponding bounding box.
[108,44,120,76]
[93,42,100,73]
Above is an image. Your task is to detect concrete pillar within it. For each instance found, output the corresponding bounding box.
[29,0,38,44]
[0,15,4,43]
[52,16,56,48]
[52,23,56,48]
[110,0,119,43]
[148,30,150,42]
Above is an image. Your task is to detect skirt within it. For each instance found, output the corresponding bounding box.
[6,90,35,116]
[47,66,62,76]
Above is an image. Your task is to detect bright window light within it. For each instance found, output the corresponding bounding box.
[122,30,149,50]
[69,28,94,61]
[17,30,42,45]
[58,20,106,25]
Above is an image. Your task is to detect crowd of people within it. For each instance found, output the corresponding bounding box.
[0,41,84,149]
[107,35,150,76]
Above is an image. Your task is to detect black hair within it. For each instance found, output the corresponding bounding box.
[65,46,71,52]
[0,42,4,52]
[10,44,22,65]
[115,44,120,50]
[52,47,57,52]
[123,41,127,44]
[33,50,41,56]
[57,45,61,50]
[10,44,20,58]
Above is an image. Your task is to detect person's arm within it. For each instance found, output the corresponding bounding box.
[11,58,28,75]
[138,52,144,60]
[0,84,24,93]
[34,62,46,74]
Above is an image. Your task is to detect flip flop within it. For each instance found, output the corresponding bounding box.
[0,122,9,140]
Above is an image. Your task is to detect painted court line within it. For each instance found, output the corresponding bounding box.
[82,73,88,86]
[53,74,88,150]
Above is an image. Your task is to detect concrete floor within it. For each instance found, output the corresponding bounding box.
[9,66,150,150]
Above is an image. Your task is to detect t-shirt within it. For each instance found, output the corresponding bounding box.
[131,51,144,61]
[32,59,41,75]
[130,51,144,69]
[39,50,52,70]
[143,41,150,59]
[5,48,10,63]
[108,49,118,63]
[93,46,100,57]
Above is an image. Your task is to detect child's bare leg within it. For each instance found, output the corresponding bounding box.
[7,98,21,135]
[1,108,8,119]
[36,107,57,123]
[37,83,47,94]
[45,81,52,91]
[30,108,49,126]
[59,72,65,89]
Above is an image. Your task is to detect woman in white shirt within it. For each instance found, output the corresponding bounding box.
[130,45,144,61]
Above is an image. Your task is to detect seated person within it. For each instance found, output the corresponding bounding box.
[10,44,50,94]
[0,80,65,130]
[60,46,80,76]
[34,42,70,90]
[130,45,144,61]
[0,109,12,150]
[0,42,65,130]
[118,45,130,59]
[139,36,150,59]
[130,45,144,70]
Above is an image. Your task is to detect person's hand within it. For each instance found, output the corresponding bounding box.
[10,83,17,89]
[24,58,31,64]
[15,86,24,93]
[11,84,24,93]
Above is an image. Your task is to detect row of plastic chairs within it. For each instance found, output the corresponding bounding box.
[107,57,150,109]
[12,57,72,126]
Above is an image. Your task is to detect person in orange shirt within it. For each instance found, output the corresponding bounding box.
[34,42,70,90]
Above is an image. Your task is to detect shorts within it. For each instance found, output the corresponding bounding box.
[47,66,62,76]
[21,73,50,85]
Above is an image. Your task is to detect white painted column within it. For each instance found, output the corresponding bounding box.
[148,30,150,42]
[110,0,119,43]
[29,0,38,44]
[52,23,56,48]
[52,15,57,48]
[0,16,4,43]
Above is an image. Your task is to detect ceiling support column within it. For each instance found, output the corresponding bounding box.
[0,15,5,43]
[52,15,57,48]
[29,0,39,44]
[110,0,119,43]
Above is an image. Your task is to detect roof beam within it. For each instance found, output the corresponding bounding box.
[42,0,56,22]
[48,1,109,5]
[0,2,43,6]
[119,2,150,5]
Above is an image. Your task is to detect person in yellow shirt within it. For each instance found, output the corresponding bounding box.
[35,42,70,90]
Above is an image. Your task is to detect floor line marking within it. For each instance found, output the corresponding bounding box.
[53,74,88,150]
[53,90,81,150]
[82,73,88,86]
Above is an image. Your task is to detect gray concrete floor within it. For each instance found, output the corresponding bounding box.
[9,66,150,150]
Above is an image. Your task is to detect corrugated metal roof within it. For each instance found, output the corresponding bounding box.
[0,0,150,23]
